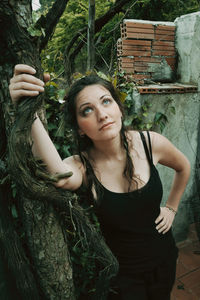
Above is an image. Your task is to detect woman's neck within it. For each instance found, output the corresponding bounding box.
[90,134,126,161]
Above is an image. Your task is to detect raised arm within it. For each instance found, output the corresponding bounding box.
[151,131,190,234]
[9,64,84,191]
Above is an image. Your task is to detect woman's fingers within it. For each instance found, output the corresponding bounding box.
[14,64,36,76]
[156,219,170,233]
[9,64,50,103]
[11,90,40,101]
[9,67,45,102]
[43,73,50,83]
[9,80,44,102]
[14,64,50,84]
[155,214,162,224]
[11,81,44,92]
[155,207,175,234]
[11,73,44,87]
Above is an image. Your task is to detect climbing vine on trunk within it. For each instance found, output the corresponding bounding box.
[0,1,118,299]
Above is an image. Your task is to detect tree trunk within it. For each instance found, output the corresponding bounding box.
[0,1,75,299]
[0,2,119,300]
[87,0,96,70]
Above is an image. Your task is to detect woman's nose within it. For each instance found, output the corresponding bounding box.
[96,108,108,121]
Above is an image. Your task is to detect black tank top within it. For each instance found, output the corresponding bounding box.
[96,131,178,275]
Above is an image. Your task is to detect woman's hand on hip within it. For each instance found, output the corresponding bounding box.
[155,207,175,234]
[9,64,50,103]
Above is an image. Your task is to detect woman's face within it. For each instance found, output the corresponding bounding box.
[75,84,122,142]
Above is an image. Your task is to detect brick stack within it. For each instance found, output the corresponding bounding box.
[117,20,176,83]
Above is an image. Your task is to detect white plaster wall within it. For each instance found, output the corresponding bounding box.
[133,90,200,242]
[175,12,200,86]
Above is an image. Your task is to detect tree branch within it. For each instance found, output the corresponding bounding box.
[65,0,134,75]
[36,0,70,51]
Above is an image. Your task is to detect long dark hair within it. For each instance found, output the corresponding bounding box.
[63,75,135,200]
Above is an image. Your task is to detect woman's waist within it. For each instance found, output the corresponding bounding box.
[104,229,176,255]
[101,221,161,236]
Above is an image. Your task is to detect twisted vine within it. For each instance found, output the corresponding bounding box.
[8,91,118,299]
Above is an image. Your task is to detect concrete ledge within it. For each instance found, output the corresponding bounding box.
[136,83,198,94]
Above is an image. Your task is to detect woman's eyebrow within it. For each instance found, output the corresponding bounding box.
[78,94,111,110]
[79,102,90,110]
[100,94,110,99]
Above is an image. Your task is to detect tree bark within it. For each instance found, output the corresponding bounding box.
[0,1,75,299]
[87,0,96,70]
[0,2,119,300]
[35,0,70,51]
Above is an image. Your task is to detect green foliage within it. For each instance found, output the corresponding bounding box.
[115,73,177,132]
[66,201,102,298]
[39,0,121,75]
[44,80,73,158]
[116,72,154,131]
[27,23,45,37]
[125,0,200,21]
[70,231,99,297]
[153,112,168,133]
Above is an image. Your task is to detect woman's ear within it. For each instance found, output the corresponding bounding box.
[78,129,85,137]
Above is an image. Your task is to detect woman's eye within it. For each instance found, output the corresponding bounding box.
[103,98,111,105]
[82,107,93,116]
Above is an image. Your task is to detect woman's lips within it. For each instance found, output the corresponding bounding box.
[99,122,114,130]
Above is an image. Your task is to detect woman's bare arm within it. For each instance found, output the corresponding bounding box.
[9,64,83,191]
[151,131,190,233]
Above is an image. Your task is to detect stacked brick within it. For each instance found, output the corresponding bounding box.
[117,20,176,83]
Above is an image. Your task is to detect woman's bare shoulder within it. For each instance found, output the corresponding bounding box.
[127,130,144,153]
[127,130,158,154]
[128,130,157,142]
[127,130,140,140]
[127,130,154,143]
[63,154,84,169]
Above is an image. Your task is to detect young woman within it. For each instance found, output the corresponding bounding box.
[9,64,190,300]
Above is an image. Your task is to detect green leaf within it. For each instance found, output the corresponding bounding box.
[58,89,66,102]
[124,115,134,127]
[46,81,59,88]
[154,112,163,123]
[170,106,176,115]
[48,123,57,130]
[41,27,46,37]
[154,112,168,124]
[146,123,152,130]
[160,121,166,133]
[27,25,41,37]
[11,205,18,218]
[54,143,60,150]
[62,145,71,157]
[96,71,109,81]
[11,183,17,198]
[118,91,127,103]
[112,76,117,88]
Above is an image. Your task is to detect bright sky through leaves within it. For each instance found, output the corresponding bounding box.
[32,0,41,11]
